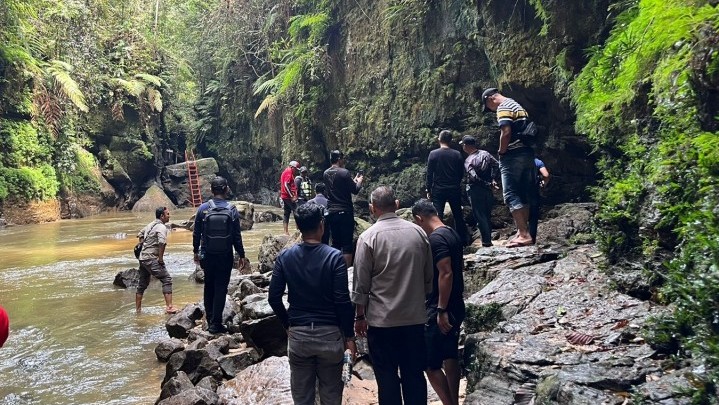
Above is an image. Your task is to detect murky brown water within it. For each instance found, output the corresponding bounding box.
[0,209,283,405]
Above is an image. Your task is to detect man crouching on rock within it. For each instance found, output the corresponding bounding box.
[136,206,178,314]
[268,203,357,405]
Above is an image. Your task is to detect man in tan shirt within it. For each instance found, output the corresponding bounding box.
[352,186,433,405]
[136,206,177,314]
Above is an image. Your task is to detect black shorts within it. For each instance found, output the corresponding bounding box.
[425,307,464,370]
[282,199,296,223]
[326,211,355,254]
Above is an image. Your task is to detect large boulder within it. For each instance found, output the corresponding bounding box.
[218,347,262,378]
[156,371,194,404]
[156,387,219,405]
[164,349,223,385]
[230,279,262,303]
[257,234,299,273]
[133,184,176,213]
[240,293,275,320]
[161,158,219,207]
[240,315,287,357]
[113,268,139,289]
[166,304,204,339]
[155,338,186,362]
[217,356,293,404]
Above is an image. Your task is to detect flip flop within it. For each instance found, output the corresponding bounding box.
[506,239,534,248]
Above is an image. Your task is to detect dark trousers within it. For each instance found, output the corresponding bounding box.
[288,325,345,405]
[468,184,494,246]
[431,187,468,245]
[202,253,233,330]
[367,324,427,405]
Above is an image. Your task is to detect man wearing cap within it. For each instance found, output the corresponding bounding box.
[280,161,301,235]
[294,166,313,207]
[481,88,536,247]
[461,135,499,248]
[426,130,469,246]
[193,176,250,334]
[323,150,363,267]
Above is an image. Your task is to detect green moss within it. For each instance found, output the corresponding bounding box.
[464,303,504,334]
[572,0,719,398]
[59,147,102,194]
[0,120,53,167]
[0,164,59,201]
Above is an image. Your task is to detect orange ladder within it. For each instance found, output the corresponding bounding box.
[185,150,203,207]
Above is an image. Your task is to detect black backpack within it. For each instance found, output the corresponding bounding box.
[202,199,234,254]
[512,119,538,143]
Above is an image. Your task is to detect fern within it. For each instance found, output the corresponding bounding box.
[113,78,146,98]
[147,88,163,112]
[255,94,276,118]
[135,73,166,88]
[45,60,89,113]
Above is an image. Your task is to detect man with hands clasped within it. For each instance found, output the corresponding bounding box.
[268,203,356,405]
[352,186,434,405]
[412,199,466,405]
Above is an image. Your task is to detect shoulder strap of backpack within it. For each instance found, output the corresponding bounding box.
[143,222,160,241]
[208,199,216,210]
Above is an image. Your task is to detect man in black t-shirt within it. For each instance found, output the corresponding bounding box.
[412,199,465,405]
[323,150,363,266]
[426,130,469,246]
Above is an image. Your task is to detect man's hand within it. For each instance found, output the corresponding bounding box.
[345,339,358,361]
[354,319,368,337]
[437,312,452,335]
[239,257,250,271]
[193,253,200,264]
[491,180,499,190]
[426,192,431,199]
[291,194,298,202]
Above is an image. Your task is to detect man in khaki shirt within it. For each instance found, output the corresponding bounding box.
[136,206,177,314]
[352,186,433,405]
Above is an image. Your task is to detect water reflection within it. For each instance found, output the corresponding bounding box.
[0,210,283,404]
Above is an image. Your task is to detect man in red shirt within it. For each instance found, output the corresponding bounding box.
[280,160,301,235]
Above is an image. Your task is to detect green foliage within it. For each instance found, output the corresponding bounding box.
[572,0,719,398]
[58,146,102,194]
[0,120,52,167]
[0,165,60,201]
[528,0,550,36]
[464,303,504,334]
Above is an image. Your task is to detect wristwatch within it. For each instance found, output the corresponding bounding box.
[437,307,448,314]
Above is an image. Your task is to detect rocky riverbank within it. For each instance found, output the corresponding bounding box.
[144,203,693,404]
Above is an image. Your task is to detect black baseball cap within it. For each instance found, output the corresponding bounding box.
[210,176,228,191]
[481,88,499,112]
[459,135,477,146]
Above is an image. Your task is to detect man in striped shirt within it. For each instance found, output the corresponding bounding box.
[482,88,536,247]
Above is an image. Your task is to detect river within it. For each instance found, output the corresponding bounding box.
[0,209,283,405]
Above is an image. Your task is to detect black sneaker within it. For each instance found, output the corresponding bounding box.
[208,325,228,334]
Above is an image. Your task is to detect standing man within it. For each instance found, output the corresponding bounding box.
[268,203,357,405]
[482,87,536,247]
[460,135,499,248]
[426,130,469,246]
[323,150,363,266]
[353,186,433,405]
[280,160,301,235]
[307,182,328,208]
[136,206,177,314]
[193,176,250,334]
[529,158,550,244]
[294,166,313,206]
[412,199,465,405]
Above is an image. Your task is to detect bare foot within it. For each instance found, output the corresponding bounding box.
[165,306,179,314]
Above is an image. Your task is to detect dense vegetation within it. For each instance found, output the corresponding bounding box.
[2,0,719,399]
[572,0,719,400]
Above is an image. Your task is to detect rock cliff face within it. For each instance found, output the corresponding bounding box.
[201,0,607,207]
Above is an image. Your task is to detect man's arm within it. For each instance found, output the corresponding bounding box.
[352,237,373,336]
[267,259,289,329]
[157,227,168,264]
[283,178,294,199]
[332,254,355,339]
[435,256,453,334]
[423,238,434,295]
[498,125,512,155]
[426,154,435,197]
[231,207,249,269]
[539,166,550,187]
[192,206,204,254]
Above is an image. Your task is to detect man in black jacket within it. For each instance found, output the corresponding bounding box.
[268,203,356,405]
[192,177,250,334]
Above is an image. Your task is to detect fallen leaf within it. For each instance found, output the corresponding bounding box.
[611,319,629,330]
[566,331,595,345]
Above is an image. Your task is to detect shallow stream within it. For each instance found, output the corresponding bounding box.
[0,209,282,404]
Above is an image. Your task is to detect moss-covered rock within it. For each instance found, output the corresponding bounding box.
[132,184,176,213]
